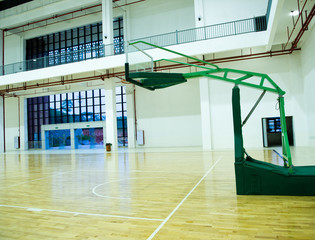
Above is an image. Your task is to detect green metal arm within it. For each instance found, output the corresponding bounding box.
[127,40,292,167]
[129,40,219,69]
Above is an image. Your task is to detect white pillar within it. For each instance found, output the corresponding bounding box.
[102,0,113,54]
[104,79,117,150]
[0,29,3,70]
[199,77,212,150]
[20,97,28,150]
[194,0,205,27]
[0,96,4,153]
[70,128,75,149]
[126,85,136,148]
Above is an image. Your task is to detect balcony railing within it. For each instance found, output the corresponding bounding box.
[0,15,268,76]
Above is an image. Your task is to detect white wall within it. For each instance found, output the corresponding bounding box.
[202,0,268,25]
[128,0,195,39]
[5,97,20,151]
[209,52,308,149]
[135,78,202,148]
[4,34,24,64]
[300,25,315,148]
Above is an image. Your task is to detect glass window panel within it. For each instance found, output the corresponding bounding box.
[117,111,122,118]
[92,25,98,34]
[116,104,122,112]
[87,106,93,113]
[92,34,98,42]
[81,115,87,122]
[114,29,120,37]
[74,92,80,99]
[67,92,73,99]
[101,96,105,104]
[50,117,55,124]
[87,113,93,122]
[74,99,80,106]
[79,37,84,44]
[74,107,80,115]
[72,29,78,38]
[62,116,67,123]
[73,38,78,45]
[55,95,60,101]
[123,103,127,110]
[66,30,72,39]
[94,98,100,105]
[94,106,100,113]
[60,32,65,41]
[116,95,121,103]
[79,28,85,37]
[100,89,105,96]
[68,115,74,123]
[61,93,67,100]
[81,99,86,106]
[87,98,93,106]
[116,87,121,94]
[80,91,86,98]
[87,90,92,98]
[56,117,62,123]
[93,89,100,97]
[95,113,101,121]
[113,21,119,29]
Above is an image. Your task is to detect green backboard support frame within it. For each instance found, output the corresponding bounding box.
[126,40,292,169]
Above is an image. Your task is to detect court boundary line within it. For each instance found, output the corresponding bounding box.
[146,157,222,240]
[92,177,168,200]
[0,204,164,222]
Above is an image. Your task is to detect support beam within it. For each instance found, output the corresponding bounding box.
[104,79,117,150]
[0,96,4,152]
[194,0,205,27]
[126,85,136,148]
[199,77,212,150]
[102,0,113,47]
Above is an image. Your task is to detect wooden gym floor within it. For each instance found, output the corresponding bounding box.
[0,147,315,239]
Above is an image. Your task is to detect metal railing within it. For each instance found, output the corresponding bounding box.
[1,15,268,76]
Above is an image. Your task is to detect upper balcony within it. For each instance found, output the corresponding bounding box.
[0,0,282,88]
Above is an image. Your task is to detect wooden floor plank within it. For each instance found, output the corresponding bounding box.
[0,147,314,239]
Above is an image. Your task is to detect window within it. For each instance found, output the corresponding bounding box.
[113,17,124,54]
[27,96,50,149]
[26,23,104,70]
[27,89,105,149]
[26,18,124,70]
[116,86,127,147]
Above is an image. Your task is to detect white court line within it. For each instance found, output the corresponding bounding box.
[92,177,167,200]
[0,204,164,222]
[147,157,222,240]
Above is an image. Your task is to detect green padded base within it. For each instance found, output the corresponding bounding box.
[235,156,315,196]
